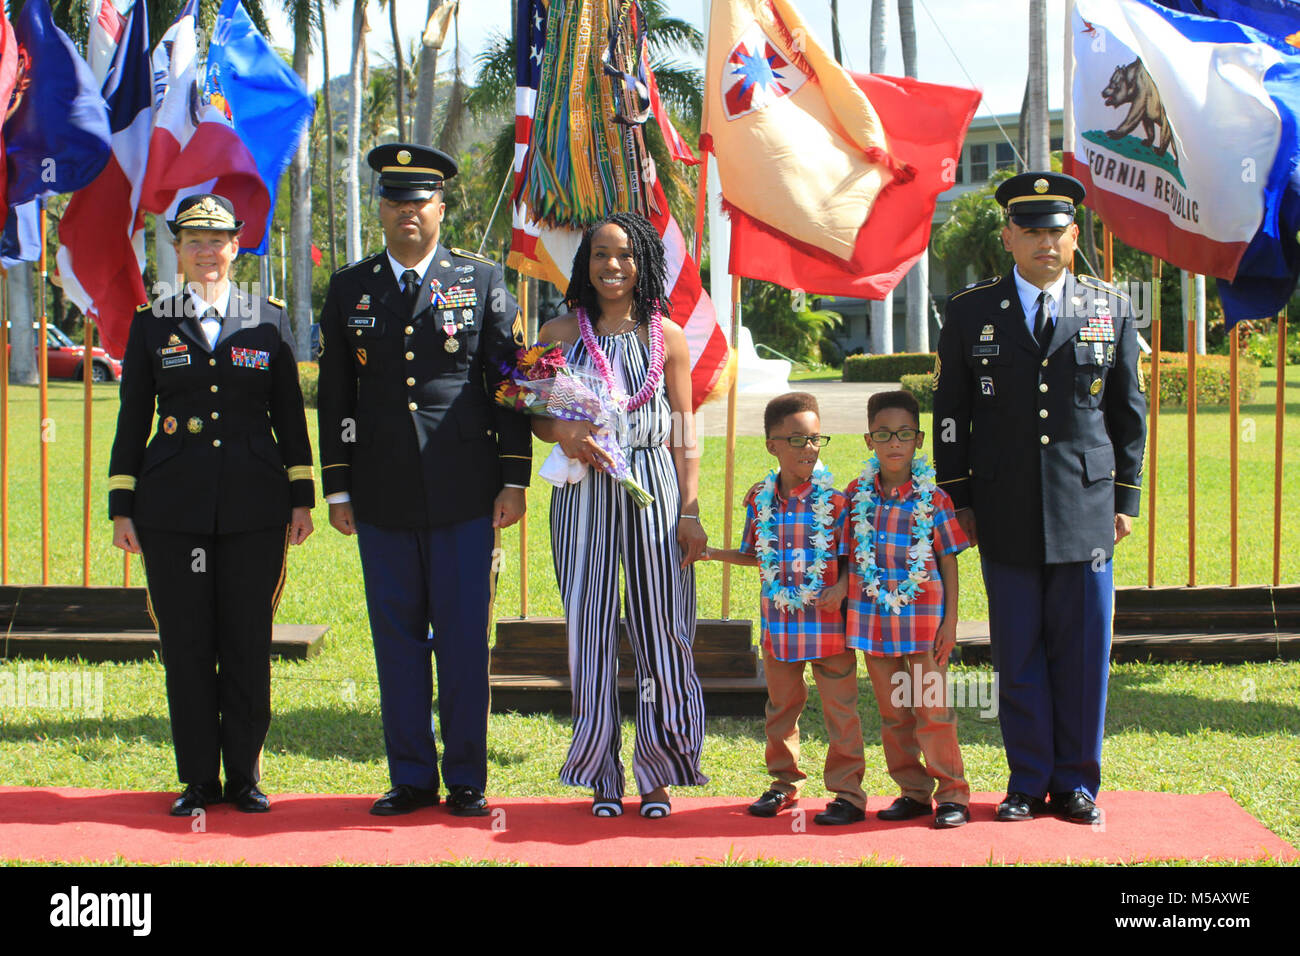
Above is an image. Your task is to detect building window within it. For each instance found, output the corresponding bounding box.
[1050,136,1063,152]
[954,151,965,184]
[969,143,989,182]
[995,142,1016,171]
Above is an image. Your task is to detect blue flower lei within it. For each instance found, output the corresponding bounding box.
[850,454,937,614]
[754,462,837,613]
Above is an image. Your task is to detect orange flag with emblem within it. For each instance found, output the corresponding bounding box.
[701,0,913,261]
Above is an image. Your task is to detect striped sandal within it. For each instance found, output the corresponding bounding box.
[639,800,671,819]
[592,795,623,817]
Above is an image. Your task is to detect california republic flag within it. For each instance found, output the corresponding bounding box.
[701,0,912,261]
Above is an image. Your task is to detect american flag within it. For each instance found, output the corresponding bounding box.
[511,0,729,410]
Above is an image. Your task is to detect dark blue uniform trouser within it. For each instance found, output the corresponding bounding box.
[980,556,1113,800]
[356,516,494,792]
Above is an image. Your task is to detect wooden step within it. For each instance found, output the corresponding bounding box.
[0,624,328,662]
[490,673,771,717]
[953,629,1300,665]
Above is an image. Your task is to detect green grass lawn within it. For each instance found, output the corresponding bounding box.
[0,379,1297,862]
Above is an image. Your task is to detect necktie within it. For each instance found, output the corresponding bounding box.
[202,306,221,349]
[1033,291,1053,354]
[401,269,420,316]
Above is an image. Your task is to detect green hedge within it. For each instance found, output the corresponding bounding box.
[298,361,319,409]
[1138,353,1259,408]
[842,352,936,382]
[899,373,934,412]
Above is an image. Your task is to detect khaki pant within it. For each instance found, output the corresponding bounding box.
[863,652,970,806]
[763,650,866,810]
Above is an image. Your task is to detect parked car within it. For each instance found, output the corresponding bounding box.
[5,322,122,382]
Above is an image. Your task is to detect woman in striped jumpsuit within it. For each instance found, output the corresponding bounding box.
[533,213,709,817]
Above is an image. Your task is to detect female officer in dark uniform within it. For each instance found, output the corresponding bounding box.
[108,193,315,815]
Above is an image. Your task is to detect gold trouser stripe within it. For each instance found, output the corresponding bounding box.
[286,465,314,482]
[321,463,350,471]
[108,475,137,491]
[937,476,969,485]
[500,454,531,461]
[1116,481,1141,491]
[271,526,290,618]
[144,576,159,632]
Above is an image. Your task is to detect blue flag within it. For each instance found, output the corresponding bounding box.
[206,0,314,256]
[3,0,111,208]
[1154,0,1300,323]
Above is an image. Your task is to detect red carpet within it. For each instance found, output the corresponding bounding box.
[0,787,1292,866]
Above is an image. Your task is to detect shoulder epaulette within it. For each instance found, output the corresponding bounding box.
[949,275,1000,302]
[450,247,496,266]
[267,295,286,309]
[1076,274,1129,299]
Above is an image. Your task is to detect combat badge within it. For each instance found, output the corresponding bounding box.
[168,333,181,345]
[356,294,371,311]
[980,324,995,342]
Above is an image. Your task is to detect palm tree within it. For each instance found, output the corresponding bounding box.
[345,0,366,262]
[317,0,337,273]
[377,0,405,141]
[831,0,842,64]
[869,0,893,354]
[898,0,927,353]
[282,0,316,357]
[436,2,465,154]
[414,0,454,144]
[1028,0,1050,169]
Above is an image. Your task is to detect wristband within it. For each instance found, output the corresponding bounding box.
[678,513,700,521]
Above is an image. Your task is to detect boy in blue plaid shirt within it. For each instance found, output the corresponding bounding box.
[705,393,867,826]
[843,390,971,829]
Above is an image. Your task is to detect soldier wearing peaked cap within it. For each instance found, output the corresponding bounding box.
[316,143,531,818]
[932,171,1147,825]
[108,192,316,817]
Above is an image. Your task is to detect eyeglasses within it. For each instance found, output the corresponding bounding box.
[773,434,831,448]
[869,427,920,443]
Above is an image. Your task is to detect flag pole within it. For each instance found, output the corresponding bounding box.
[82,316,95,586]
[38,205,50,585]
[693,151,708,265]
[0,272,8,585]
[518,275,530,619]
[1273,307,1287,586]
[720,273,741,620]
[1147,257,1161,587]
[1229,321,1239,586]
[1185,273,1196,587]
[1102,224,1113,282]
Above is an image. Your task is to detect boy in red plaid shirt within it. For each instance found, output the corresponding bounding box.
[844,390,972,828]
[705,393,867,826]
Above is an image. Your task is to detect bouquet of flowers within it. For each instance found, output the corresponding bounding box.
[495,343,655,508]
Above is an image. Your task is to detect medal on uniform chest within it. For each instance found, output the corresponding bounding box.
[442,311,460,353]
[980,323,995,342]
[428,278,447,308]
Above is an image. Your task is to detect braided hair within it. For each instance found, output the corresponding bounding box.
[562,211,669,327]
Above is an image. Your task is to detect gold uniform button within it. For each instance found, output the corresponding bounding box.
[210,385,219,393]
[1041,359,1049,368]
[981,358,989,366]
[1039,383,1049,393]
[355,329,362,337]
[1039,408,1048,419]
[211,412,219,420]
[405,326,414,335]
[1110,469,1116,478]
[405,351,414,361]
[1040,435,1050,445]
[208,358,216,367]
[406,377,415,386]
[408,402,418,411]
[212,439,222,448]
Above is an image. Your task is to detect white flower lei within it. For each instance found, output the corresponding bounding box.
[755,463,837,613]
[851,454,937,615]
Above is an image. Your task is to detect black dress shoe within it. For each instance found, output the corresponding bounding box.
[748,788,797,817]
[370,785,440,816]
[813,797,866,826]
[1054,791,1102,824]
[227,783,271,813]
[933,802,970,828]
[877,796,931,821]
[995,791,1049,821]
[446,785,490,817]
[170,781,222,817]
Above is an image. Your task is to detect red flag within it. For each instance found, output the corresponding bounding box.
[310,242,322,267]
[0,14,20,207]
[725,73,980,298]
[645,52,698,167]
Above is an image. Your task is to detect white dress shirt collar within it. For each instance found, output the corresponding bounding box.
[1012,265,1069,334]
[386,246,440,290]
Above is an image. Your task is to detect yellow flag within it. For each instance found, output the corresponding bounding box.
[702,0,907,261]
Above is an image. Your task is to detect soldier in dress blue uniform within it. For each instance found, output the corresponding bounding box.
[316,143,531,816]
[933,172,1147,824]
[109,193,316,816]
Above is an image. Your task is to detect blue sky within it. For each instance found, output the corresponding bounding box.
[263,0,1067,118]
